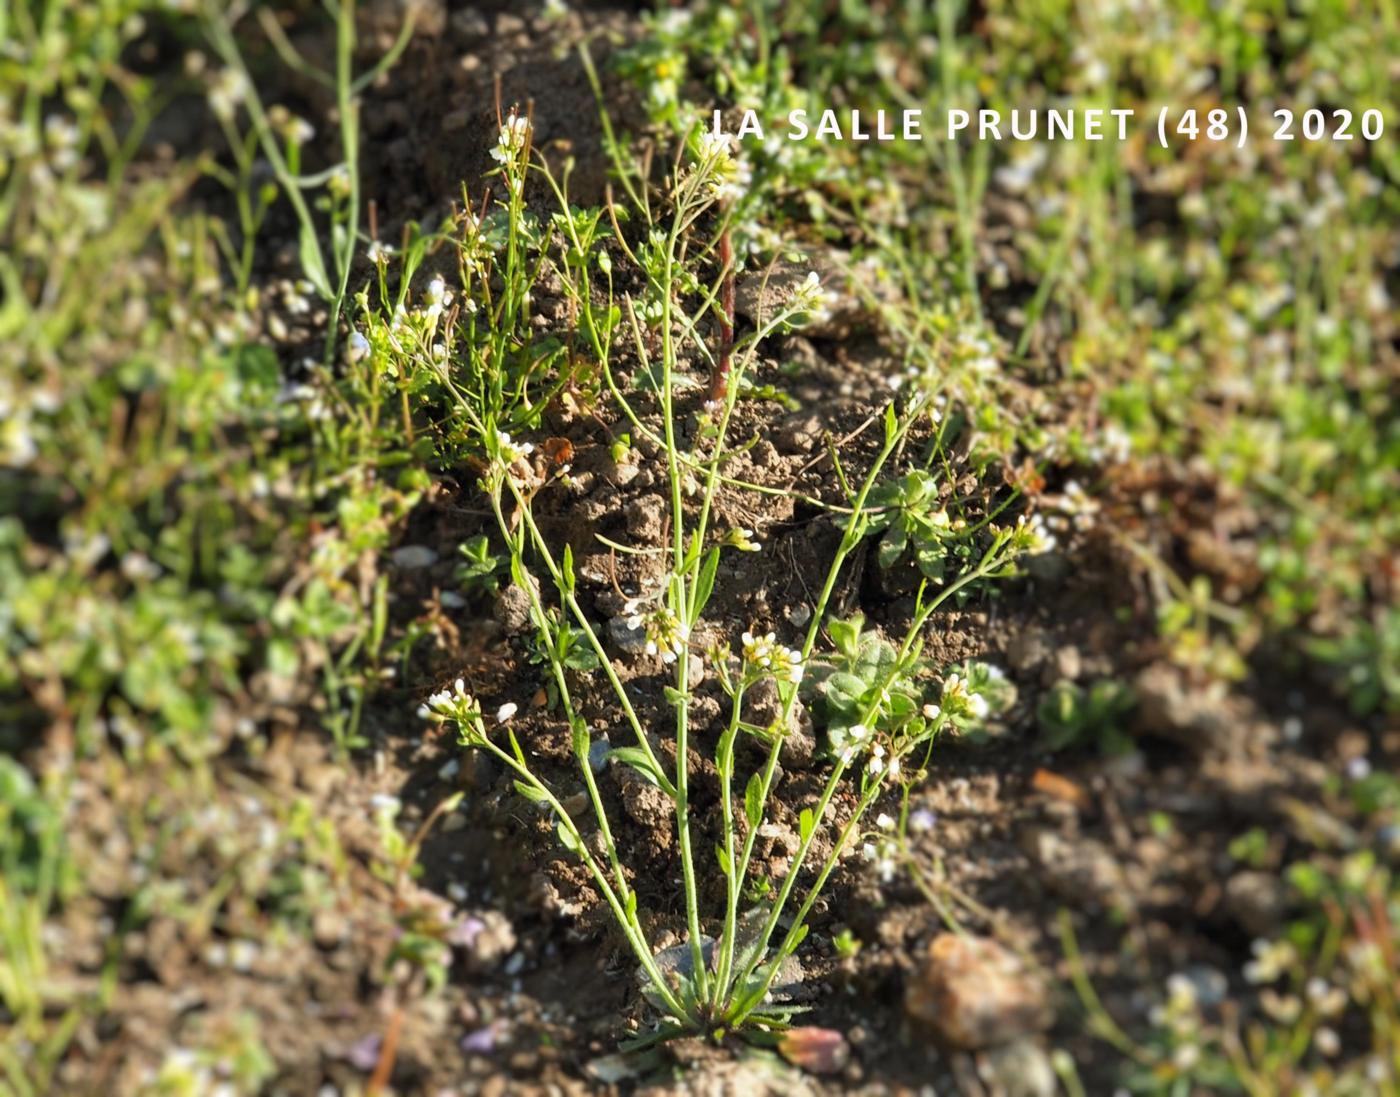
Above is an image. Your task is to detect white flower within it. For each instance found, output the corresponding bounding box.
[875,813,895,830]
[1243,938,1296,984]
[1014,512,1057,554]
[740,630,803,683]
[346,331,370,363]
[867,744,887,775]
[366,240,394,265]
[725,527,760,552]
[831,723,872,765]
[419,677,475,722]
[208,69,247,121]
[490,110,531,164]
[791,271,833,322]
[695,129,751,204]
[496,430,534,466]
[426,276,448,305]
[496,702,518,723]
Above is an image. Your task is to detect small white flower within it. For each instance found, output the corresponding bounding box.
[867,744,887,775]
[496,430,534,466]
[875,813,895,830]
[726,527,761,552]
[497,702,518,723]
[490,110,531,164]
[346,331,370,363]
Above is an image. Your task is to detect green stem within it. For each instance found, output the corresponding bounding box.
[474,736,683,1018]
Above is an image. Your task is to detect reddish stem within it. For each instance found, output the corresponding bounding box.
[708,226,735,406]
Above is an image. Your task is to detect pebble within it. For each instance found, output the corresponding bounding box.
[1135,662,1244,755]
[777,1027,850,1074]
[1021,826,1129,911]
[312,908,349,948]
[904,933,1052,1049]
[494,584,535,635]
[980,1036,1057,1097]
[1224,870,1288,936]
[390,544,438,570]
[607,614,650,654]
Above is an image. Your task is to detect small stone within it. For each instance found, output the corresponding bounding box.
[1224,870,1288,936]
[625,495,667,542]
[905,933,1052,1049]
[313,907,349,948]
[777,1028,850,1075]
[391,544,438,569]
[980,1036,1056,1097]
[450,9,488,38]
[1135,662,1244,755]
[494,12,526,35]
[1053,645,1083,681]
[1022,827,1129,911]
[459,910,516,973]
[777,413,823,453]
[494,584,535,635]
[608,614,650,655]
[1006,628,1051,673]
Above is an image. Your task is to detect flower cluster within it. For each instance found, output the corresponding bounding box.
[861,812,899,883]
[694,129,752,205]
[925,662,1014,730]
[723,527,761,552]
[624,598,687,663]
[418,678,486,744]
[788,270,833,327]
[494,429,534,468]
[490,110,531,167]
[1008,512,1057,555]
[740,630,804,684]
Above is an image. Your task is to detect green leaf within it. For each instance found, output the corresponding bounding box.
[513,779,547,804]
[693,547,721,617]
[798,807,815,843]
[883,402,898,445]
[877,527,906,569]
[744,773,764,828]
[571,719,591,759]
[298,221,332,300]
[560,543,576,596]
[825,672,867,710]
[716,843,731,877]
[556,821,581,853]
[607,747,662,788]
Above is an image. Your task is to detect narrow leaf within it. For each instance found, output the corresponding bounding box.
[513,779,547,804]
[298,222,332,300]
[556,820,581,853]
[693,547,721,617]
[745,773,764,828]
